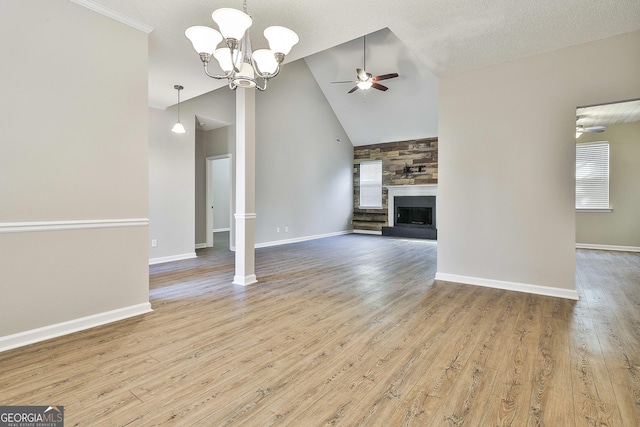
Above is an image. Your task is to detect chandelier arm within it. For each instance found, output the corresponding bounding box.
[203,62,233,80]
[254,64,281,80]
[256,79,267,91]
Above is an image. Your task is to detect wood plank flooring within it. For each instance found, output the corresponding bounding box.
[1,234,639,426]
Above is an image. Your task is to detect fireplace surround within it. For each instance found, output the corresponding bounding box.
[382,185,437,240]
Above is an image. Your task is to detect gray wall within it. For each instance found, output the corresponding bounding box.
[0,1,149,337]
[576,121,640,247]
[153,59,353,261]
[149,107,197,261]
[437,30,640,293]
[254,60,354,243]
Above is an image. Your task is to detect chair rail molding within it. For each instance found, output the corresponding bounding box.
[0,218,149,234]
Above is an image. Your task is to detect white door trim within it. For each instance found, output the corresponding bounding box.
[206,154,233,248]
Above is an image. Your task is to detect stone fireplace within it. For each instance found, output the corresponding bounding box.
[382,185,437,239]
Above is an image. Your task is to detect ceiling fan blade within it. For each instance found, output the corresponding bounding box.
[348,86,359,94]
[372,82,388,91]
[331,81,354,84]
[577,125,607,133]
[374,73,399,81]
[356,68,368,81]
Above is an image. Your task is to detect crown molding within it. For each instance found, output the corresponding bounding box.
[70,0,154,34]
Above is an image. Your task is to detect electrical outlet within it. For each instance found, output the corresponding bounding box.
[276,227,280,233]
[151,239,158,247]
[285,226,289,232]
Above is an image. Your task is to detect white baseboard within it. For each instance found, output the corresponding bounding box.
[149,252,197,265]
[434,272,579,301]
[253,230,352,249]
[213,228,231,232]
[576,243,640,253]
[195,243,207,250]
[0,302,152,353]
[353,229,383,235]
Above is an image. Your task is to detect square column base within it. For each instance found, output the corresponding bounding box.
[233,274,258,286]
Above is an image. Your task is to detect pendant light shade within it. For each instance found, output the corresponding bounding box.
[212,8,252,41]
[213,47,240,72]
[252,49,278,75]
[263,26,299,56]
[171,85,186,134]
[185,26,222,55]
[172,121,186,134]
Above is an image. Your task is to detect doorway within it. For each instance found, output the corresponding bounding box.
[575,99,640,251]
[206,155,232,248]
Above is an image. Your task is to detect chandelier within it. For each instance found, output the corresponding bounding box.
[185,1,299,91]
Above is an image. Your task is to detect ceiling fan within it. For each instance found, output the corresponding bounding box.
[576,115,606,137]
[331,35,399,94]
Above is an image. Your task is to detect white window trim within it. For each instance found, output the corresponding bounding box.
[576,141,611,212]
[576,208,613,213]
[359,160,383,209]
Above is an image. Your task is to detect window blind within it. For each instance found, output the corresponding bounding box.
[360,161,382,208]
[576,141,609,209]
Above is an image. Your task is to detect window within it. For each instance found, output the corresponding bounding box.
[359,160,382,208]
[576,141,610,210]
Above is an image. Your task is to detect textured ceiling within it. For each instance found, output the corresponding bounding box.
[84,0,640,112]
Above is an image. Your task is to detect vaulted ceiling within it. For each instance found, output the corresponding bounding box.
[85,0,640,145]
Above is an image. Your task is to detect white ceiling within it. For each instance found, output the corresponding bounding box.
[82,0,640,146]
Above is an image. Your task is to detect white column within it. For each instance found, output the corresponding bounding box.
[233,88,258,286]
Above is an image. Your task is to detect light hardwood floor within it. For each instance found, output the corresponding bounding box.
[1,234,639,426]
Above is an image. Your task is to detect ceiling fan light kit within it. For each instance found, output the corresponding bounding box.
[331,35,399,94]
[185,1,299,91]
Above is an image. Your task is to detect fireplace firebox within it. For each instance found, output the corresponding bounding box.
[396,206,433,227]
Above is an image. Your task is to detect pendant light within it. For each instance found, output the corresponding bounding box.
[171,85,186,134]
